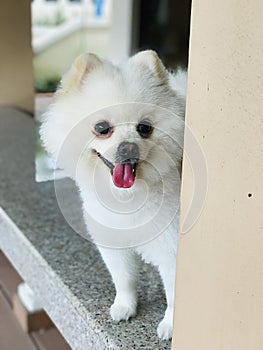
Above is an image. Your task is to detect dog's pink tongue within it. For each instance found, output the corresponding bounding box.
[113,163,134,188]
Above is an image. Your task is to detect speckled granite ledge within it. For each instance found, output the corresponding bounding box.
[0,107,171,350]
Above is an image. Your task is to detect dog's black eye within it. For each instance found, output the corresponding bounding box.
[94,121,112,136]
[136,120,153,138]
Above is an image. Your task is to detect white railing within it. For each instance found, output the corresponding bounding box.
[31,0,111,54]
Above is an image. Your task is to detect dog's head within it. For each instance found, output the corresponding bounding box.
[40,51,185,189]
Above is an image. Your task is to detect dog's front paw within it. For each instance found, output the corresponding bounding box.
[110,302,136,322]
[157,308,173,340]
[157,318,173,340]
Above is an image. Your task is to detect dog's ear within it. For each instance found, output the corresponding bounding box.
[130,50,168,82]
[59,53,102,95]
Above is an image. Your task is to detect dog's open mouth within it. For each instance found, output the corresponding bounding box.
[95,151,138,188]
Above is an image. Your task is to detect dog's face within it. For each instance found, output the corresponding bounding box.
[89,112,153,188]
[40,51,184,190]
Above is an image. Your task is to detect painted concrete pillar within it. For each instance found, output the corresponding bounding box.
[173,1,263,349]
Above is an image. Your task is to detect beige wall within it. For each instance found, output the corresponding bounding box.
[172,0,263,349]
[0,0,34,113]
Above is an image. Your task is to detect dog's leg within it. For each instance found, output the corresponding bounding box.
[157,258,176,340]
[98,247,139,322]
[136,230,177,340]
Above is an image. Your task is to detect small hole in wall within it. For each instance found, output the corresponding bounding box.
[248,193,252,198]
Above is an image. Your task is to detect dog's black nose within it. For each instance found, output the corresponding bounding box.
[117,142,139,162]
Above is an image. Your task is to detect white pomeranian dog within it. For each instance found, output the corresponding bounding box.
[40,50,187,340]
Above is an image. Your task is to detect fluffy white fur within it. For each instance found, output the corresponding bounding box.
[40,50,187,340]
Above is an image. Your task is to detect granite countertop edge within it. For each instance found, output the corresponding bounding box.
[0,206,117,350]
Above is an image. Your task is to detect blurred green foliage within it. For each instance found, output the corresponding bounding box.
[35,78,60,93]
